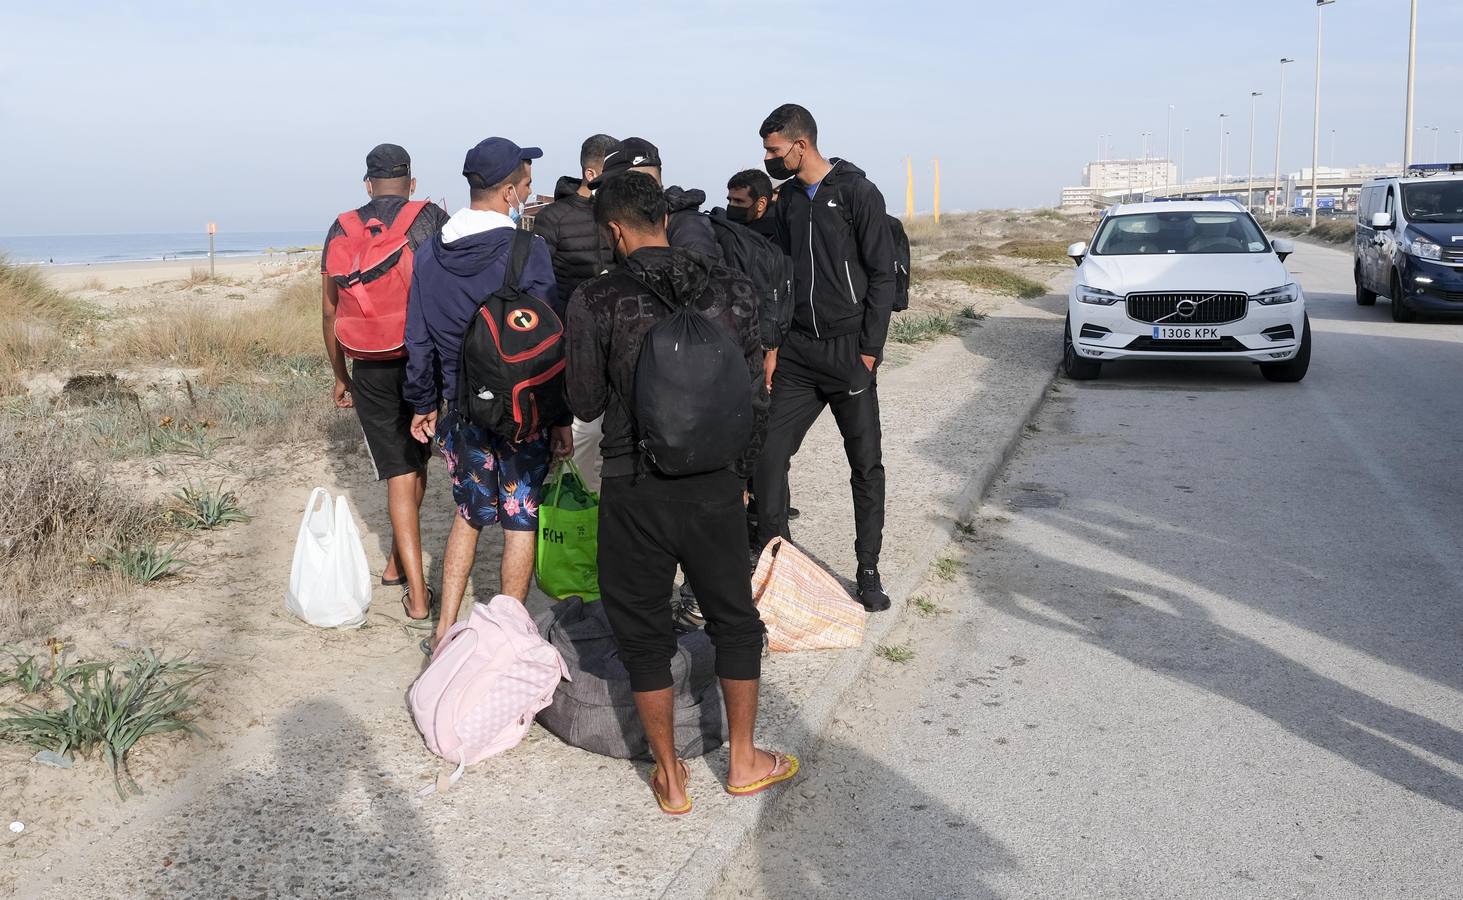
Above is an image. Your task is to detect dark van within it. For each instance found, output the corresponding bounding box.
[1354,166,1463,323]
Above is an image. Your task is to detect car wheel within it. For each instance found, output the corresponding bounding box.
[1063,315,1102,380]
[1260,315,1311,383]
[1390,271,1417,322]
[1355,265,1377,306]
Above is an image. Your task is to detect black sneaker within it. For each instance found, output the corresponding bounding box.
[856,567,891,612]
[787,506,801,520]
[671,583,706,633]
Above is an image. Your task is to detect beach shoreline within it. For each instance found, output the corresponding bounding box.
[42,252,318,290]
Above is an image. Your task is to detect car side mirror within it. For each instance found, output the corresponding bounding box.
[1371,212,1394,230]
[1067,242,1087,265]
[1271,238,1294,262]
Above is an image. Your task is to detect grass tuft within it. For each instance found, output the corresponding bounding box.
[876,644,915,664]
[0,651,211,799]
[909,596,941,617]
[168,482,249,530]
[930,265,1049,299]
[889,312,960,345]
[933,555,960,582]
[99,541,185,585]
[999,240,1071,264]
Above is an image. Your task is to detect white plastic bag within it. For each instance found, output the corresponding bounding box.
[285,488,371,628]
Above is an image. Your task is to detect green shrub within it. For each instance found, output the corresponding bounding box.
[169,482,249,530]
[889,313,960,345]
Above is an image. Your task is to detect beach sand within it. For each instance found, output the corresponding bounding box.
[44,253,317,290]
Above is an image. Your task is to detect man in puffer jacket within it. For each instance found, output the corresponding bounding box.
[589,136,720,262]
[533,133,617,489]
[532,133,617,300]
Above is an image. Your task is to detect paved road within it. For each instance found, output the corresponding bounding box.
[715,241,1463,899]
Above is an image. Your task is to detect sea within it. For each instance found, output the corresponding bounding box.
[0,230,325,266]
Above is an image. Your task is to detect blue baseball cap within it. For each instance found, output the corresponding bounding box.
[462,137,543,187]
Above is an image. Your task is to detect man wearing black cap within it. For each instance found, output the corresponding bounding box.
[592,136,720,261]
[320,143,448,621]
[404,137,573,654]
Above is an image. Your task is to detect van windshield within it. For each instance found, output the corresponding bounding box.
[1090,212,1270,256]
[1401,181,1463,223]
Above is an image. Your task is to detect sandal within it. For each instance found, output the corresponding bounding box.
[726,751,799,797]
[401,586,436,622]
[649,759,693,815]
[381,574,407,587]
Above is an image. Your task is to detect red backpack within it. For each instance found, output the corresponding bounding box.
[325,200,431,360]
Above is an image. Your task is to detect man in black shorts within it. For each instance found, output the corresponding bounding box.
[321,143,448,619]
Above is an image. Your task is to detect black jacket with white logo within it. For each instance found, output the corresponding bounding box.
[771,159,895,357]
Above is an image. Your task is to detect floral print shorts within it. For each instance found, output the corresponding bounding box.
[435,410,550,532]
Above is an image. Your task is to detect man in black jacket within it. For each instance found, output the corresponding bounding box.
[566,172,795,812]
[752,103,895,612]
[726,168,777,241]
[533,133,617,490]
[590,136,720,262]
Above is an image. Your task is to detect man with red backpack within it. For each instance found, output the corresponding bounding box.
[406,137,573,655]
[321,143,448,621]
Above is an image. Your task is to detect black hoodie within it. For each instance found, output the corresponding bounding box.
[664,186,722,262]
[770,159,895,358]
[565,246,767,480]
[531,175,607,301]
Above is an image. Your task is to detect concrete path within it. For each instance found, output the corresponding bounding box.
[12,280,1067,898]
[715,242,1463,898]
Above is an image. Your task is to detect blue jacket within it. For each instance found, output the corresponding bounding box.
[404,225,558,415]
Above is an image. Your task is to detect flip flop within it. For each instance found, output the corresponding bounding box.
[649,759,693,815]
[401,586,436,622]
[726,751,800,797]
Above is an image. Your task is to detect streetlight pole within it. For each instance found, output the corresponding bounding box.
[1248,91,1263,211]
[1330,128,1337,169]
[1432,125,1440,161]
[1403,0,1418,167]
[1456,129,1462,162]
[1218,113,1229,197]
[1273,57,1294,221]
[1166,104,1174,192]
[1311,0,1335,229]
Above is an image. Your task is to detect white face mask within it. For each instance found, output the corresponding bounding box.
[508,185,526,224]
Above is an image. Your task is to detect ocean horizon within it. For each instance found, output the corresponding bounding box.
[0,230,324,266]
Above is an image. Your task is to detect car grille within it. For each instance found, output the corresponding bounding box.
[1442,246,1463,265]
[1126,336,1250,353]
[1126,292,1248,325]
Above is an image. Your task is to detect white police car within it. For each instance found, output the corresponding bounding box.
[1063,201,1309,382]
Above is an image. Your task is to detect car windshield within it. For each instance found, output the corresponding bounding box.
[1091,212,1271,256]
[1401,181,1463,223]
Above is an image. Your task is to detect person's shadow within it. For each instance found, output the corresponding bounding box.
[147,698,443,897]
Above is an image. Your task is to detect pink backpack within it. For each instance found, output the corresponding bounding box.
[408,595,569,792]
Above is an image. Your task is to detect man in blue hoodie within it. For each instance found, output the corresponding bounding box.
[405,137,573,653]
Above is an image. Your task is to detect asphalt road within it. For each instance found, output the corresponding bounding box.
[715,241,1463,899]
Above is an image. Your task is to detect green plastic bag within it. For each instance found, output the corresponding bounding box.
[536,459,601,601]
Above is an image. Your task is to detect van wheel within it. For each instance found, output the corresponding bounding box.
[1355,265,1377,306]
[1260,316,1311,383]
[1063,316,1102,380]
[1390,272,1416,322]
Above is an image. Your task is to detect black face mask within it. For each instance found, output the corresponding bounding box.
[764,145,798,181]
[725,204,751,225]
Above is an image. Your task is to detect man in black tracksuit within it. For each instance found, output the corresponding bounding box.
[753,103,895,611]
[566,172,796,812]
[589,136,721,262]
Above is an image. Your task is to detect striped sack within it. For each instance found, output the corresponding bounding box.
[751,538,867,652]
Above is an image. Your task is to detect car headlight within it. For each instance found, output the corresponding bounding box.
[1252,283,1300,305]
[1075,285,1122,306]
[1404,237,1442,261]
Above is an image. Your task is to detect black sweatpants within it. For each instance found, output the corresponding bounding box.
[598,469,765,693]
[753,330,885,566]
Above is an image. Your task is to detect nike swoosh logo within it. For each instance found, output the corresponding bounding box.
[827,200,838,208]
[848,388,865,396]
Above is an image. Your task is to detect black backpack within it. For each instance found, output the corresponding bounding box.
[707,213,794,349]
[456,229,567,442]
[631,272,754,476]
[887,214,912,312]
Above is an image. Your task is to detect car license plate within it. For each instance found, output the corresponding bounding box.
[1153,325,1219,340]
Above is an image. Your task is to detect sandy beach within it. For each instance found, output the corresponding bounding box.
[43,253,318,290]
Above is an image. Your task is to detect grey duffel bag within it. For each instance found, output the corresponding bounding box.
[534,597,727,760]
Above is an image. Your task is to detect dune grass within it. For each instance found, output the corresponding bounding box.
[0,256,91,375]
[999,240,1071,264]
[889,312,961,345]
[935,265,1049,299]
[116,276,319,371]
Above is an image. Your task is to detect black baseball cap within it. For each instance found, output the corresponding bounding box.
[364,143,411,180]
[462,137,543,187]
[589,137,662,188]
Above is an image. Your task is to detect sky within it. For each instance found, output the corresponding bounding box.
[2,0,1461,236]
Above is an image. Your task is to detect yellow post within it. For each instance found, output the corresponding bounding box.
[933,158,941,225]
[904,157,915,219]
